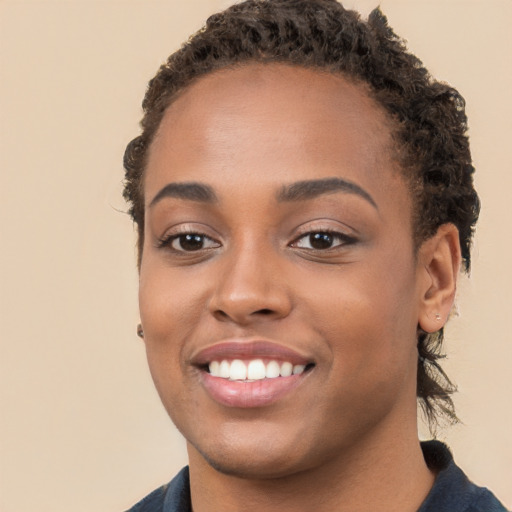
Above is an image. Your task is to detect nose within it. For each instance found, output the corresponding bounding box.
[208,242,292,325]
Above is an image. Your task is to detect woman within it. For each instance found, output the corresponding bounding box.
[123,1,507,510]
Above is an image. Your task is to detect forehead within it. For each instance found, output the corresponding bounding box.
[145,63,404,204]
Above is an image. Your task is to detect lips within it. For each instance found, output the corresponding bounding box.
[192,340,315,408]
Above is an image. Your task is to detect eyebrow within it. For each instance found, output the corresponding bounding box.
[277,177,378,209]
[149,182,218,207]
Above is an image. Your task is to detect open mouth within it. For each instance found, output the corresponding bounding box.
[193,340,316,407]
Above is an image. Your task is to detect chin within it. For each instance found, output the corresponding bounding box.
[196,446,312,480]
[186,425,326,480]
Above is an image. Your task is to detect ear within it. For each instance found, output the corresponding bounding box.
[417,224,462,333]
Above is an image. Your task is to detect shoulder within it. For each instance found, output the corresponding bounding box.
[125,484,169,512]
[125,467,191,512]
[468,490,510,512]
[419,441,509,512]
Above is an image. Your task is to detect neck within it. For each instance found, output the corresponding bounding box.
[187,422,435,512]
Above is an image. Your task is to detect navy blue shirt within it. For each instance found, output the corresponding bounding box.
[126,441,508,511]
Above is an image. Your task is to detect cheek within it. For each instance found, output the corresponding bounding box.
[312,267,418,424]
[303,249,419,374]
[138,259,209,396]
[138,265,206,425]
[139,256,208,338]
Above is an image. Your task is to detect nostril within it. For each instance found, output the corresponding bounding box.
[254,308,274,315]
[213,307,278,324]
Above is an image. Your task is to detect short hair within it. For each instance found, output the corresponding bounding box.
[123,0,480,431]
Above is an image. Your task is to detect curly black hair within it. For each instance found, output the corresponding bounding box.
[123,0,480,431]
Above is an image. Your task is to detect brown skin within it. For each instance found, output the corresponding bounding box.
[139,64,460,512]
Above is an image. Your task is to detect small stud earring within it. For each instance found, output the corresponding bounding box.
[435,313,441,321]
[137,324,144,338]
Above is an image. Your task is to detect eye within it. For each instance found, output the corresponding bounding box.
[159,233,220,252]
[292,231,354,250]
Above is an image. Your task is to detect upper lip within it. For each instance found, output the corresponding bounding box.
[191,339,313,367]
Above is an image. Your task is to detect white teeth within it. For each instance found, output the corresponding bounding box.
[265,360,281,378]
[280,361,293,377]
[219,360,230,378]
[229,359,247,380]
[208,359,309,380]
[293,364,306,375]
[247,359,266,380]
[209,360,220,377]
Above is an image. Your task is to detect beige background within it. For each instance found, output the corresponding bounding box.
[1,0,511,510]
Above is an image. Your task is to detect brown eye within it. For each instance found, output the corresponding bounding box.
[293,231,355,250]
[309,233,334,249]
[167,233,220,252]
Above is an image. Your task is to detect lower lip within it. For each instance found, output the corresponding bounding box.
[200,371,307,408]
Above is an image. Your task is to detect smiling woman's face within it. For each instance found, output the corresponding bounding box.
[139,64,427,478]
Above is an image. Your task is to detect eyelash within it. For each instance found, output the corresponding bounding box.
[157,228,356,254]
[157,230,220,252]
[290,229,357,251]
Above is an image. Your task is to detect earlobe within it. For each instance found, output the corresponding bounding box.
[417,224,461,333]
